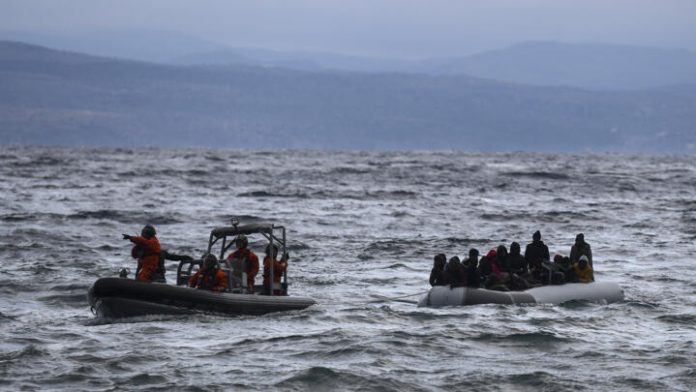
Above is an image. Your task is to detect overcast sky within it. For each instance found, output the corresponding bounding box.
[2,0,695,58]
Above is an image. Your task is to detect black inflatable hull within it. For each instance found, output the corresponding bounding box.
[88,278,316,318]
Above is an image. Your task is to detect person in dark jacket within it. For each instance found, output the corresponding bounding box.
[150,250,193,283]
[429,254,447,286]
[496,245,510,273]
[569,233,593,267]
[524,230,550,271]
[553,254,573,283]
[479,249,506,290]
[443,256,464,287]
[506,242,527,275]
[464,248,481,288]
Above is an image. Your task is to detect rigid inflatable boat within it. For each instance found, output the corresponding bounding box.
[88,277,316,318]
[89,221,315,319]
[418,282,624,308]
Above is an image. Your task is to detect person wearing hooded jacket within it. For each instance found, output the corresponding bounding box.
[443,256,465,287]
[495,245,510,273]
[570,233,593,267]
[464,249,481,288]
[573,255,594,283]
[479,249,507,290]
[123,224,161,282]
[524,230,550,271]
[506,242,527,275]
[189,254,228,292]
[429,254,447,286]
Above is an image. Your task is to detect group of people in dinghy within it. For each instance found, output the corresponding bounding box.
[429,231,594,291]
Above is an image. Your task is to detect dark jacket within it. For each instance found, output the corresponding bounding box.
[429,267,446,286]
[525,240,550,270]
[443,259,464,287]
[570,242,593,267]
[506,253,527,274]
[466,264,481,288]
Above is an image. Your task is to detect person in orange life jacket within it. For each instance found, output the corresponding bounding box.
[123,224,161,282]
[226,234,259,293]
[263,244,288,295]
[188,254,228,292]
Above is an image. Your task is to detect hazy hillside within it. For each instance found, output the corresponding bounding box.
[0,29,227,64]
[4,29,696,90]
[423,42,696,90]
[173,42,696,91]
[1,41,695,152]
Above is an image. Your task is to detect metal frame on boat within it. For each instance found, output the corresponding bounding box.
[177,220,288,295]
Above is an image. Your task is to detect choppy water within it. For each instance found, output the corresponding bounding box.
[1,146,695,391]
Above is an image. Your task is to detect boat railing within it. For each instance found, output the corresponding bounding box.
[176,258,202,286]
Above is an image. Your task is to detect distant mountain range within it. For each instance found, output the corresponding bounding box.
[179,42,696,91]
[3,29,696,90]
[1,41,695,152]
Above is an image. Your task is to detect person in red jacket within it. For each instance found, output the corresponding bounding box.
[226,234,259,293]
[263,244,288,295]
[188,254,228,292]
[123,224,161,282]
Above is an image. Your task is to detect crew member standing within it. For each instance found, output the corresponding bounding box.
[226,234,259,293]
[123,224,161,282]
[263,244,288,295]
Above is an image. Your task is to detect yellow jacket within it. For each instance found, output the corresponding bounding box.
[573,264,594,283]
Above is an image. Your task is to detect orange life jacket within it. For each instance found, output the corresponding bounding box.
[129,236,161,282]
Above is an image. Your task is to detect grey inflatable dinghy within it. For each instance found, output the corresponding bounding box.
[418,282,624,307]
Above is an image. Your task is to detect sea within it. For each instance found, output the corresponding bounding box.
[1,146,695,391]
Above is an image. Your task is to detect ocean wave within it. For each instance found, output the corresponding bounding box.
[0,345,46,361]
[67,210,184,224]
[656,313,696,325]
[472,331,571,345]
[501,171,571,180]
[37,292,89,307]
[237,190,310,198]
[276,366,417,392]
